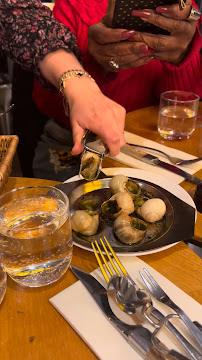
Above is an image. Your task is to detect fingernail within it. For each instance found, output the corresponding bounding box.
[156,6,169,13]
[139,44,148,53]
[132,10,151,18]
[121,30,135,39]
[129,34,136,40]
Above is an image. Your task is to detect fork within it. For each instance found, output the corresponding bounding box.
[92,237,202,360]
[139,268,202,353]
[126,143,202,166]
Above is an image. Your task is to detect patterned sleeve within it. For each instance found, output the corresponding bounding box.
[0,0,81,85]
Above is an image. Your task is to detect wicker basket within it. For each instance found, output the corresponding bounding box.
[0,135,19,193]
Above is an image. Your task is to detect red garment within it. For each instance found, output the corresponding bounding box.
[33,0,202,127]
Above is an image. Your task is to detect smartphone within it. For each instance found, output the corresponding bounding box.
[104,0,179,35]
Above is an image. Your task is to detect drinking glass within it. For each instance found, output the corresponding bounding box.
[0,186,72,287]
[158,91,199,140]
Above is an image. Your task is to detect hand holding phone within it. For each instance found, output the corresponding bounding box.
[104,0,182,34]
[89,0,197,69]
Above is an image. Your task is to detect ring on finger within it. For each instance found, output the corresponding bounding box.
[186,6,201,21]
[108,57,119,70]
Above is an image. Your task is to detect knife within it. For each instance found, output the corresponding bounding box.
[70,265,190,360]
[120,145,201,185]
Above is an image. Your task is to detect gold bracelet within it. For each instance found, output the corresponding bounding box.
[58,69,95,116]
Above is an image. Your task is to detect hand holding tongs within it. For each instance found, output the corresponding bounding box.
[79,130,109,181]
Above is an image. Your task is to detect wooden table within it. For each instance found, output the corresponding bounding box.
[0,105,202,360]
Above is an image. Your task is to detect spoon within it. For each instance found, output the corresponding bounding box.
[108,275,150,314]
[0,263,7,305]
[107,275,151,326]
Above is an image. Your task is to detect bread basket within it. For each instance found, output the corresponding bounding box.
[0,135,19,193]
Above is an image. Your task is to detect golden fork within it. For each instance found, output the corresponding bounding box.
[91,236,129,283]
[92,236,147,320]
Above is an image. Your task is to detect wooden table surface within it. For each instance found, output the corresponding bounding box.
[0,105,202,360]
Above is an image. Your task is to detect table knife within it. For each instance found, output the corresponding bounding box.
[70,265,190,360]
[120,145,201,185]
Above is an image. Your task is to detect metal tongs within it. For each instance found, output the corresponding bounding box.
[79,130,109,181]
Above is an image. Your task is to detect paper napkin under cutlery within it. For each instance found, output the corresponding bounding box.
[50,257,202,360]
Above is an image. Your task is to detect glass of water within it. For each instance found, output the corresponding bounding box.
[0,186,72,287]
[158,91,199,140]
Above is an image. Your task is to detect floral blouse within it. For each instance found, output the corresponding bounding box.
[0,0,81,83]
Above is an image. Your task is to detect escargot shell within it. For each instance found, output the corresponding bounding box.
[110,174,141,198]
[114,214,147,244]
[133,196,150,210]
[110,175,128,193]
[80,151,100,181]
[71,210,99,236]
[101,191,134,219]
[137,198,166,223]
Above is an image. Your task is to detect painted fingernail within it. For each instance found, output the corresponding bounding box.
[132,10,151,18]
[139,44,148,53]
[121,30,135,39]
[156,6,169,13]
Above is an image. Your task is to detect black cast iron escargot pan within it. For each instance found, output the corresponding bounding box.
[57,176,195,254]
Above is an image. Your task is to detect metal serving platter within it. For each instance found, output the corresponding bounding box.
[58,176,195,253]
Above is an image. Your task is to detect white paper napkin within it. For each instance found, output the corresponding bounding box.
[50,257,202,360]
[109,132,202,184]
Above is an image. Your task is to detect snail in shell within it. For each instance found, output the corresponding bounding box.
[80,151,101,181]
[114,214,147,244]
[136,198,166,223]
[101,191,134,219]
[133,196,149,209]
[71,210,99,236]
[110,174,141,199]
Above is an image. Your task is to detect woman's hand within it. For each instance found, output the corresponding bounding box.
[39,49,126,157]
[131,0,197,64]
[65,77,126,157]
[88,21,153,71]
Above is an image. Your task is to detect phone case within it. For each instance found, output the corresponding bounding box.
[104,0,182,35]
